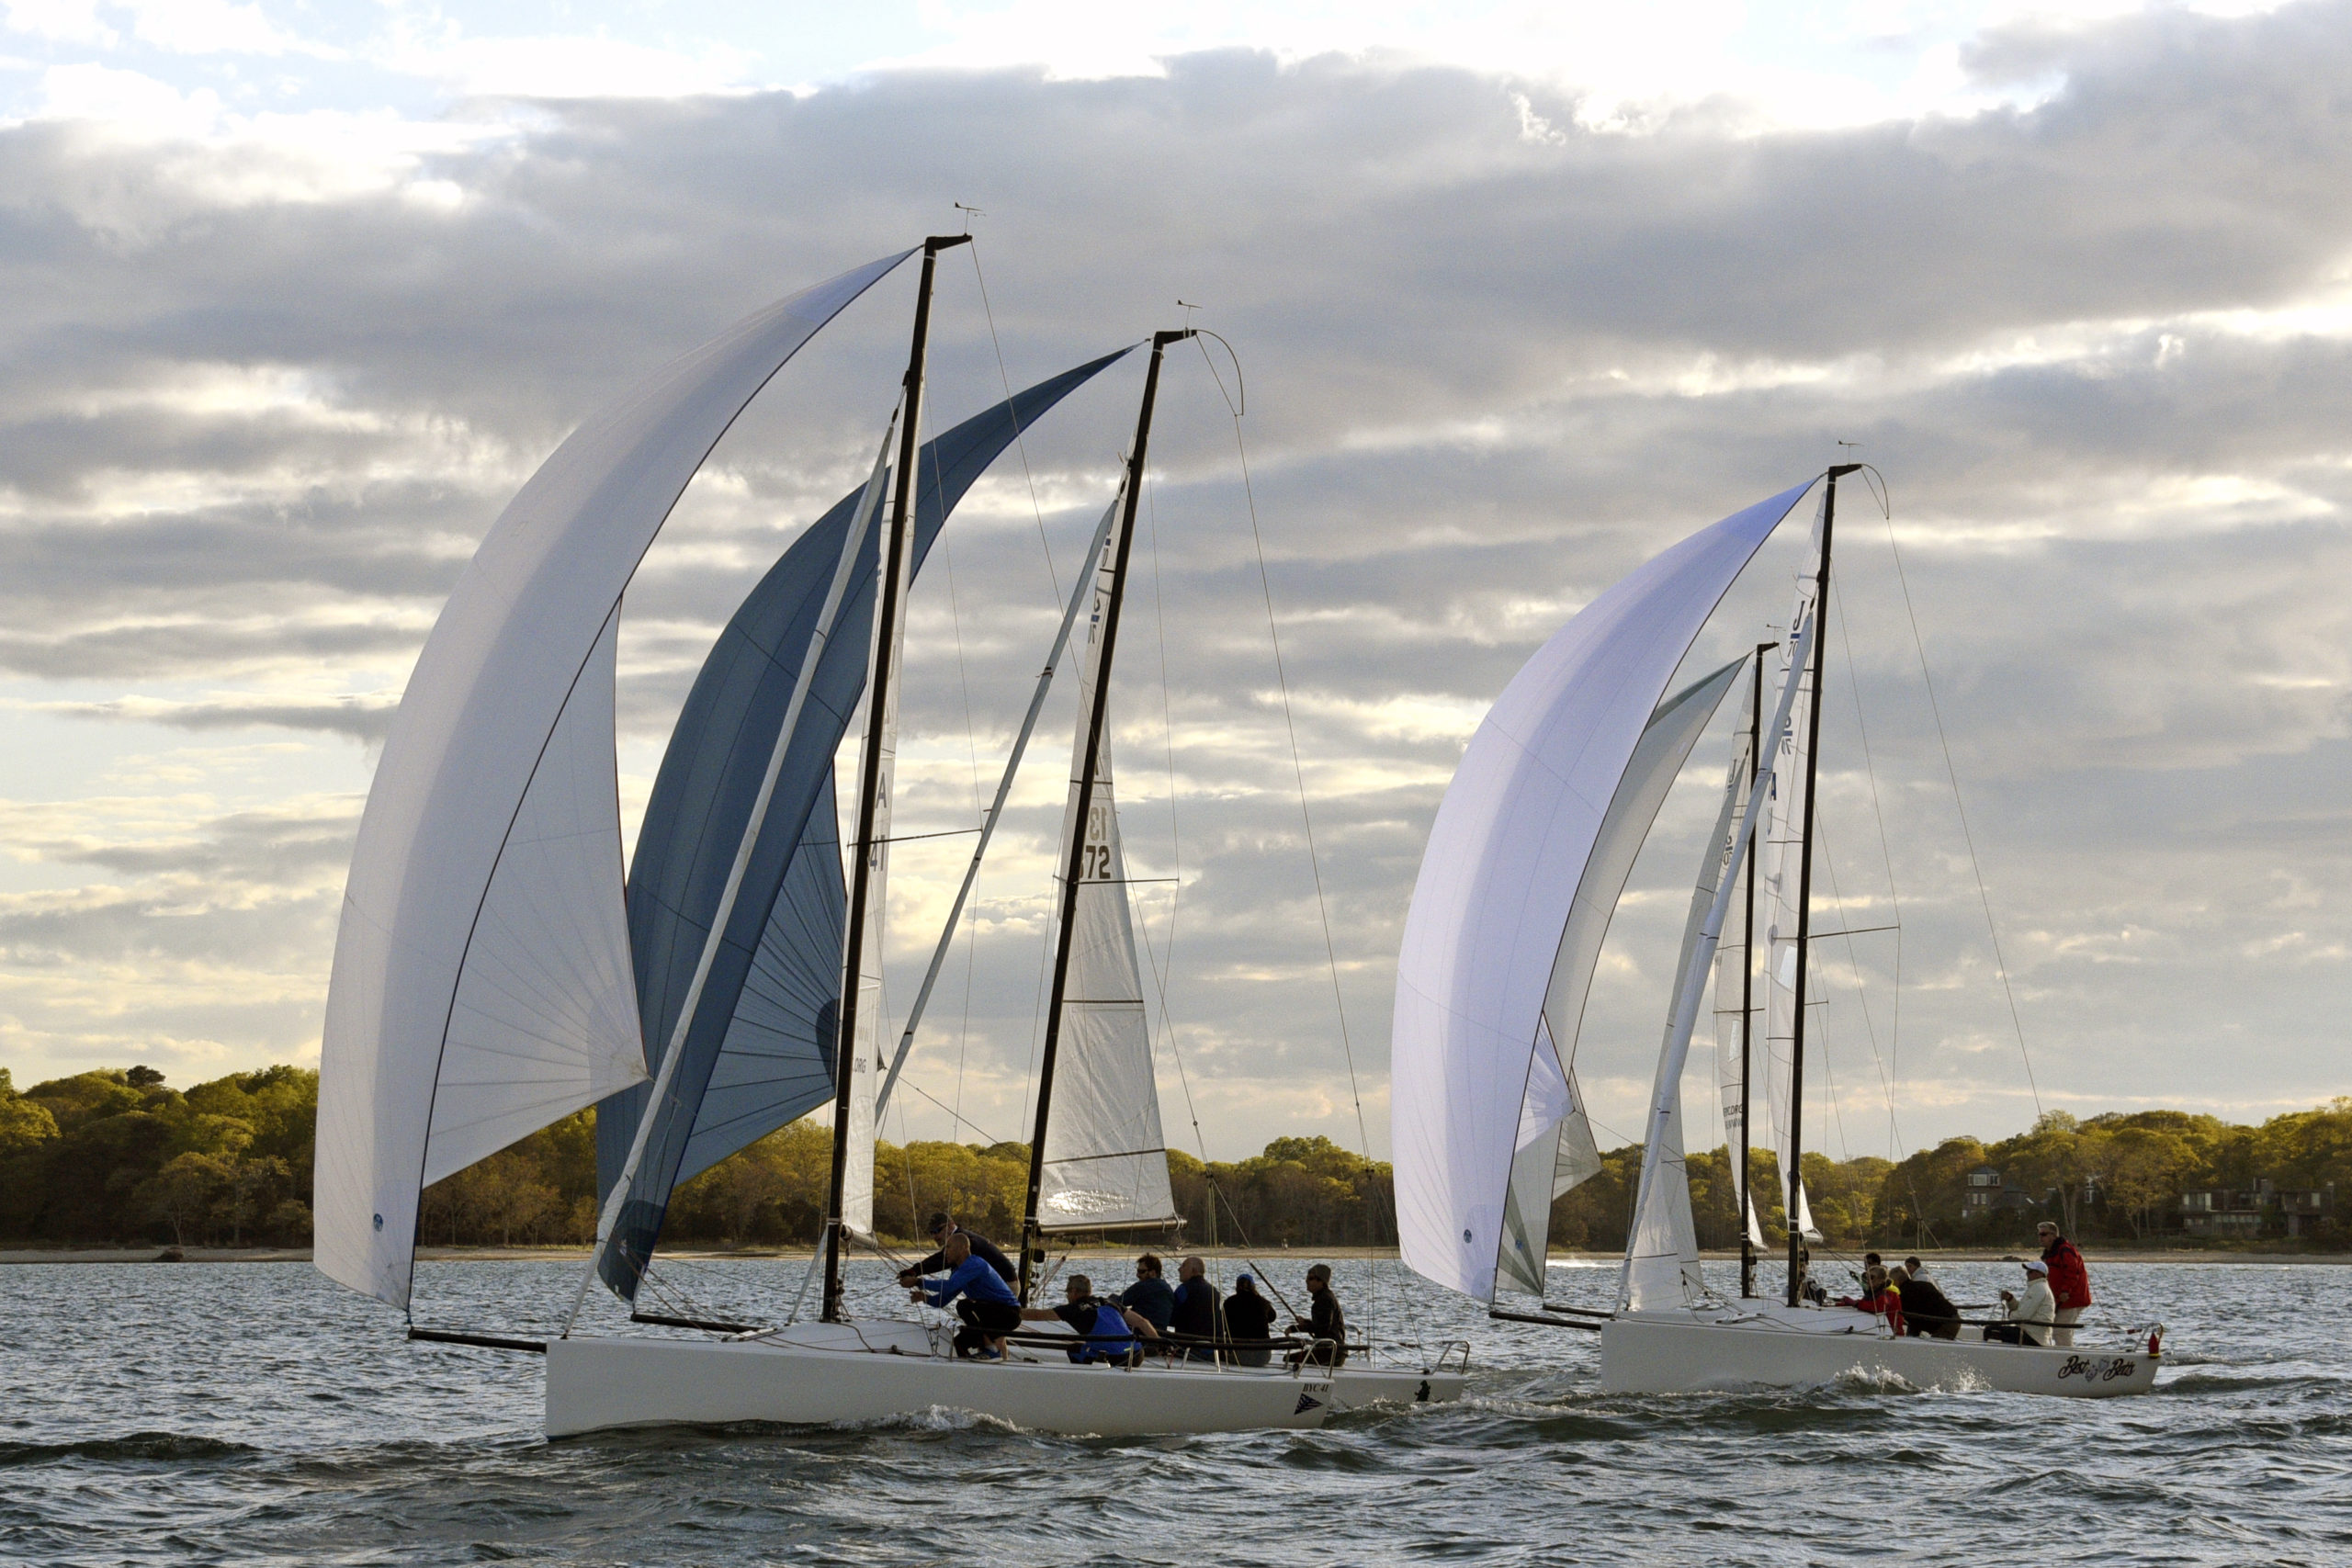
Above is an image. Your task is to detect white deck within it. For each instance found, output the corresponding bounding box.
[1599,1302,2160,1398]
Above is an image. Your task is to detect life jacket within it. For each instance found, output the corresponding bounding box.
[1071,1303,1137,1364]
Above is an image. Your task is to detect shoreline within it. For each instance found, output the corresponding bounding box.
[5,1244,2346,1266]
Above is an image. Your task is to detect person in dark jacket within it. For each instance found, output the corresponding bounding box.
[899,1213,1015,1288]
[1888,1265,1962,1339]
[1169,1256,1223,1362]
[910,1232,1021,1358]
[1286,1263,1348,1369]
[2037,1222,2093,1346]
[1222,1273,1277,1367]
[1118,1253,1176,1334]
[1020,1273,1155,1366]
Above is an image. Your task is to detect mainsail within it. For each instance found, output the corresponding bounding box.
[1710,672,1770,1250]
[1035,530,1178,1231]
[1392,482,1816,1303]
[1760,498,1828,1242]
[594,352,1130,1293]
[315,252,909,1310]
[1491,658,1745,1300]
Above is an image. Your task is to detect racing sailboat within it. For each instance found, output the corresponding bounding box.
[1393,468,2160,1398]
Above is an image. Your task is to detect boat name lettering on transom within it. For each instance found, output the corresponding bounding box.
[2055,1356,2135,1382]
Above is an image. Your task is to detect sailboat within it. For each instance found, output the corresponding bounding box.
[1393,468,2161,1399]
[317,243,1462,1438]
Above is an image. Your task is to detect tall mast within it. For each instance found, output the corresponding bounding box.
[821,233,969,1323]
[1017,327,1194,1302]
[1784,464,1858,1307]
[1739,639,1772,1302]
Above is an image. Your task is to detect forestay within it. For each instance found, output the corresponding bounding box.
[1492,659,1745,1300]
[316,253,909,1310]
[594,353,1129,1293]
[1035,530,1178,1231]
[1393,481,1815,1302]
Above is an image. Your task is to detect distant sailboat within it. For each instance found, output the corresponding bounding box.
[1393,469,2161,1398]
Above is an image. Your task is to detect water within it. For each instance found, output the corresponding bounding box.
[5,1256,2346,1566]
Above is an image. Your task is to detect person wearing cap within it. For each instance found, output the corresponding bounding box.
[1990,1259,2057,1346]
[898,1213,1014,1289]
[2038,1221,2093,1346]
[1019,1272,1155,1366]
[1285,1263,1349,1369]
[1223,1272,1277,1366]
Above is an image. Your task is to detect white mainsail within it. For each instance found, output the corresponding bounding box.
[1392,482,1816,1302]
[1760,498,1827,1242]
[1035,531,1177,1231]
[315,254,908,1309]
[1491,658,1745,1300]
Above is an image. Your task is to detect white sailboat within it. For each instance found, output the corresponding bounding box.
[1394,469,2161,1399]
[317,250,1456,1438]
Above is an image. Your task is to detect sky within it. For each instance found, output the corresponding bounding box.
[0,0,2346,1168]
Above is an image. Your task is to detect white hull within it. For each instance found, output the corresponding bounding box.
[546,1321,1466,1438]
[1600,1304,2159,1398]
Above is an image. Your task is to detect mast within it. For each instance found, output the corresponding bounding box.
[1784,464,1858,1308]
[1018,327,1193,1302]
[821,233,969,1322]
[1739,639,1772,1302]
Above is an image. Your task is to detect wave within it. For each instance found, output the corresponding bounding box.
[0,1432,258,1468]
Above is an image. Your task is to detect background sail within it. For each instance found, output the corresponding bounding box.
[1761,498,1827,1242]
[1495,1024,1601,1298]
[315,253,909,1310]
[595,350,1132,1293]
[1623,688,1753,1312]
[1711,677,1758,1229]
[1036,536,1177,1232]
[1492,659,1743,1299]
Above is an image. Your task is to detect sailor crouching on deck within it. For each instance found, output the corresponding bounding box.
[910,1232,1022,1359]
[1020,1273,1157,1367]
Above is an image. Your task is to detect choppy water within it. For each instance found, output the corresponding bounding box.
[5,1255,2346,1566]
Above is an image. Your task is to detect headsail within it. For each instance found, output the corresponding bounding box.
[315,252,909,1310]
[594,351,1132,1293]
[1392,481,1815,1302]
[1491,658,1744,1300]
[1760,498,1828,1242]
[1035,530,1178,1231]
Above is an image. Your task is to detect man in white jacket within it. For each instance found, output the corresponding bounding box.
[1994,1260,2058,1346]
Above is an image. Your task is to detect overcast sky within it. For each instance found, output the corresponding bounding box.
[1,0,2346,1168]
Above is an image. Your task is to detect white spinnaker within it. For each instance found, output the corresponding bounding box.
[1491,659,1744,1300]
[1761,498,1826,1242]
[1037,533,1177,1231]
[316,252,909,1308]
[1622,697,1752,1311]
[1393,481,1815,1302]
[426,606,641,1183]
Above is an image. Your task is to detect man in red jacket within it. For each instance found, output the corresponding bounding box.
[2038,1221,2092,1345]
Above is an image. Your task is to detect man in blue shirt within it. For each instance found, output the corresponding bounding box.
[1118,1252,1176,1336]
[910,1232,1022,1359]
[1019,1272,1157,1366]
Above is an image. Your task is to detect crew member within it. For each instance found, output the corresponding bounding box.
[910,1232,1021,1359]
[1287,1263,1348,1369]
[1989,1259,2056,1346]
[1119,1253,1177,1335]
[2037,1221,2093,1347]
[1223,1273,1278,1368]
[1020,1272,1154,1366]
[1170,1256,1223,1363]
[899,1213,1015,1289]
[1889,1264,1961,1340]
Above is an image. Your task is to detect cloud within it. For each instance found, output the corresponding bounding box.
[0,6,2347,1153]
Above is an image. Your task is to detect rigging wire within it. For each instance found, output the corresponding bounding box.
[1193,330,1392,1339]
[964,238,1064,606]
[1867,469,2044,1116]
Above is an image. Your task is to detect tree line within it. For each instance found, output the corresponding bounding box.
[4,1065,2344,1252]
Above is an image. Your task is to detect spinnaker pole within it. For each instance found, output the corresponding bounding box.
[1016,327,1193,1303]
[1784,464,1858,1308]
[822,233,970,1323]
